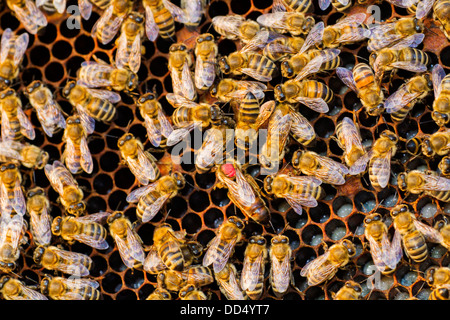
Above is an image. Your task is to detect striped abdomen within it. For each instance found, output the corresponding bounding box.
[172,106,195,127]
[245,271,264,300]
[353,63,376,90]
[391,101,415,122]
[81,222,108,244]
[157,239,184,271]
[368,155,392,189]
[398,48,429,65]
[309,49,341,71]
[152,3,176,39]
[289,179,324,200]
[91,0,110,9]
[85,95,116,122]
[434,0,450,39]
[283,0,313,13]
[427,189,450,202]
[331,0,352,11]
[246,53,277,80]
[301,80,334,103]
[402,230,428,262]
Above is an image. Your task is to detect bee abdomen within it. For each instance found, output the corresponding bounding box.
[331,0,352,11]
[153,6,176,39]
[136,191,161,221]
[247,54,277,80]
[429,190,450,202]
[158,243,184,271]
[404,231,428,262]
[285,0,313,13]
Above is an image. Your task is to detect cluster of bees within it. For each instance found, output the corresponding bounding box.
[0,0,449,300]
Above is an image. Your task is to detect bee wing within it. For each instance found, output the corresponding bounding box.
[143,245,167,273]
[240,66,274,82]
[318,0,331,10]
[230,168,256,207]
[76,212,111,224]
[432,64,446,97]
[173,62,196,101]
[336,67,358,93]
[385,229,403,270]
[0,141,22,160]
[163,0,189,23]
[52,248,91,276]
[218,267,246,300]
[77,62,113,88]
[349,149,373,175]
[421,174,450,191]
[94,6,123,45]
[195,52,216,90]
[181,0,204,25]
[290,111,315,143]
[284,174,323,186]
[0,28,13,63]
[367,234,389,272]
[315,156,349,185]
[272,0,287,12]
[13,1,47,35]
[30,208,52,246]
[66,277,100,290]
[1,215,24,252]
[211,15,243,39]
[37,99,66,137]
[300,251,331,277]
[371,152,392,189]
[338,27,371,43]
[241,253,264,291]
[74,105,95,135]
[231,81,267,100]
[144,114,162,148]
[12,178,26,216]
[73,231,109,250]
[126,35,142,74]
[114,234,139,268]
[255,100,276,128]
[196,128,224,169]
[256,13,289,29]
[19,285,48,300]
[13,32,29,66]
[294,54,325,82]
[335,13,367,27]
[143,5,159,42]
[126,149,158,185]
[341,117,364,152]
[241,30,273,53]
[64,138,81,174]
[125,226,146,264]
[115,32,129,70]
[416,0,435,18]
[44,161,70,195]
[390,33,425,50]
[126,183,159,203]
[271,252,291,293]
[206,237,237,273]
[166,93,199,109]
[78,0,93,20]
[368,24,402,52]
[388,61,428,73]
[385,82,422,114]
[87,88,121,104]
[78,136,93,174]
[298,21,324,55]
[295,97,329,113]
[385,0,419,7]
[16,106,35,140]
[167,122,201,146]
[1,109,15,141]
[53,0,66,13]
[414,219,444,243]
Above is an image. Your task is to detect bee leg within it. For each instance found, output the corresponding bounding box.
[146,148,166,153]
[132,219,143,231]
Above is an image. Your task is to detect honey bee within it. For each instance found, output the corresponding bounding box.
[431,64,450,126]
[439,156,450,176]
[92,0,132,45]
[126,172,185,223]
[136,92,173,148]
[336,63,385,116]
[332,281,362,300]
[202,216,245,273]
[107,211,146,269]
[152,223,187,271]
[0,88,35,142]
[40,275,101,300]
[115,12,145,74]
[256,12,315,36]
[391,204,443,263]
[384,74,433,122]
[319,13,370,49]
[264,173,324,216]
[0,214,27,273]
[369,33,428,84]
[211,15,261,43]
[117,133,160,186]
[433,0,450,40]
[168,43,196,101]
[146,287,172,300]
[0,28,29,88]
[434,217,450,250]
[194,33,218,91]
[263,34,305,62]
[317,0,351,11]
[51,212,110,250]
[62,81,121,134]
[77,58,138,93]
[157,265,214,292]
[216,163,271,227]
[24,80,66,138]
[178,284,208,300]
[287,104,316,146]
[26,187,51,246]
[274,55,334,113]
[363,213,402,274]
[300,239,356,286]
[426,266,450,300]
[0,276,47,300]
[210,78,267,103]
[36,0,66,14]
[292,150,349,185]
[271,0,314,13]
[421,128,450,157]
[6,0,47,34]
[398,170,450,201]
[44,160,86,216]
[269,235,294,298]
[0,140,49,170]
[62,115,93,175]
[334,117,368,174]
[241,235,267,300]
[214,263,247,300]
[33,245,93,276]
[367,17,424,52]
[0,161,26,217]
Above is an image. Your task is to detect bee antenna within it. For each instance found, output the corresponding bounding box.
[163,209,172,222]
[424,26,439,36]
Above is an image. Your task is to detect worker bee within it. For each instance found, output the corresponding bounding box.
[0,214,27,273]
[0,276,47,300]
[439,156,450,176]
[107,211,146,269]
[117,133,160,185]
[391,204,443,263]
[24,80,66,138]
[319,13,370,49]
[271,0,314,13]
[0,88,35,141]
[214,263,247,300]
[434,217,450,250]
[336,63,385,116]
[35,0,67,14]
[241,235,267,300]
[317,0,352,11]
[367,17,424,52]
[262,34,305,62]
[216,163,271,227]
[44,160,86,216]
[136,92,173,148]
[6,0,47,34]
[292,150,349,185]
[26,187,51,246]
[62,81,121,133]
[269,235,294,298]
[384,73,433,122]
[51,212,110,250]
[168,43,196,101]
[421,128,450,157]
[194,33,218,91]
[146,287,172,300]
[287,104,316,146]
[363,213,402,274]
[77,58,138,93]
[431,64,450,126]
[0,140,49,170]
[33,245,93,276]
[433,0,450,40]
[0,28,28,88]
[256,12,315,36]
[115,12,145,74]
[202,216,245,273]
[332,281,363,300]
[398,170,450,201]
[300,239,356,286]
[62,115,93,175]
[210,78,267,103]
[0,161,26,217]
[126,173,185,222]
[426,266,450,300]
[178,284,208,300]
[151,223,187,271]
[369,33,428,84]
[40,275,101,300]
[91,0,132,45]
[157,265,214,292]
[334,117,368,174]
[264,173,324,216]
[211,15,261,43]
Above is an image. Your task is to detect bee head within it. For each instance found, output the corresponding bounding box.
[274,84,286,102]
[117,133,134,148]
[0,88,15,99]
[413,18,424,32]
[281,60,295,78]
[33,246,46,264]
[341,239,356,257]
[186,241,203,258]
[127,72,138,91]
[405,138,422,155]
[381,130,398,143]
[421,137,435,157]
[391,204,408,217]
[263,175,274,194]
[25,80,42,95]
[228,216,244,230]
[439,156,450,175]
[172,172,186,189]
[432,111,449,126]
[218,57,231,74]
[107,211,124,224]
[0,276,10,291]
[179,284,195,298]
[345,281,362,293]
[51,216,63,236]
[62,81,77,98]
[249,235,266,246]
[364,213,381,225]
[67,202,86,216]
[425,266,438,285]
[40,276,52,296]
[137,92,156,106]
[291,150,303,168]
[271,235,288,245]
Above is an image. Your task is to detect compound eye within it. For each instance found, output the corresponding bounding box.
[206,35,212,41]
[197,37,203,43]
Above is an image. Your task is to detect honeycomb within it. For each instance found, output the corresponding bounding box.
[1,0,450,301]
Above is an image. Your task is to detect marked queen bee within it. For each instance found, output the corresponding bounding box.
[6,0,47,34]
[0,28,29,89]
